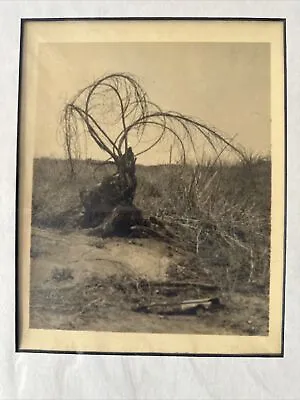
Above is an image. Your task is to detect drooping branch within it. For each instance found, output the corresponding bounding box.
[62,72,245,173]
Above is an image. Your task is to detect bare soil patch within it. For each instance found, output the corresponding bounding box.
[30,227,268,336]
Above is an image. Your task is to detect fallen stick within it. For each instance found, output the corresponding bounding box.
[147,280,219,290]
[133,297,222,315]
[143,297,220,308]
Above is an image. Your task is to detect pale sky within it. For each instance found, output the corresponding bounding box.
[34,42,270,164]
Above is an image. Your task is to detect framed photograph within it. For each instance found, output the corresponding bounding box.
[16,18,286,355]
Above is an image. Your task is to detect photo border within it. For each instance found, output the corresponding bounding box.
[15,16,287,358]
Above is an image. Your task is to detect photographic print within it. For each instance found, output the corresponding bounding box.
[17,19,285,355]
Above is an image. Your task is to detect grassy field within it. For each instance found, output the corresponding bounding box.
[32,156,271,292]
[29,156,271,335]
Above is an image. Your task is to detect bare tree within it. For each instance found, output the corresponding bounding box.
[62,73,244,232]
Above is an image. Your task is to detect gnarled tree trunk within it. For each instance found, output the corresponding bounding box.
[80,147,141,235]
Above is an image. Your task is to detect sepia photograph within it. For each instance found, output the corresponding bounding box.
[17,19,286,355]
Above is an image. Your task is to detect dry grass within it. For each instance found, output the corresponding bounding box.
[31,155,271,294]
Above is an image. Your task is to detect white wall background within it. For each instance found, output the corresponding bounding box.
[0,1,299,399]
